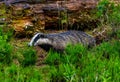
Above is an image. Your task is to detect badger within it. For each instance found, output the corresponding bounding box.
[28,30,96,52]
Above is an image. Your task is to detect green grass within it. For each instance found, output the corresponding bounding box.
[0,28,13,64]
[45,40,120,82]
[21,47,37,67]
[0,64,42,82]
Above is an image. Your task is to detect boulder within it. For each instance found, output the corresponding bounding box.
[43,0,99,30]
[1,0,100,37]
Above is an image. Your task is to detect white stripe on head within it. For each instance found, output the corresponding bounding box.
[28,33,41,46]
[34,38,52,46]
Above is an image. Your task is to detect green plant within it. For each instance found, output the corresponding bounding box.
[47,40,120,82]
[116,29,120,39]
[0,33,13,64]
[94,41,120,59]
[4,64,18,82]
[97,0,120,29]
[21,47,37,67]
[77,41,120,81]
[113,29,120,39]
[0,26,13,41]
[45,50,61,65]
[108,5,120,27]
[61,11,68,30]
[64,44,87,66]
[97,0,110,18]
[47,44,86,81]
[96,0,115,25]
[19,67,41,82]
[63,64,78,82]
[5,28,14,41]
[65,44,86,56]
[50,63,78,82]
[0,64,42,82]
[50,65,66,82]
[45,44,87,66]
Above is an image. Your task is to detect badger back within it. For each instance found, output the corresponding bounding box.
[46,31,96,50]
[52,31,96,46]
[75,31,96,46]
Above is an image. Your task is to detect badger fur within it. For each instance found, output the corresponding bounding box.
[28,31,96,51]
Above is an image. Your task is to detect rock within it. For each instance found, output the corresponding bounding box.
[6,3,45,37]
[3,0,46,6]
[43,0,99,30]
[2,0,100,37]
[0,0,3,1]
[0,3,8,25]
[0,18,6,24]
[11,17,34,37]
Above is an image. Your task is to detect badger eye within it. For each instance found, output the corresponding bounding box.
[40,34,44,38]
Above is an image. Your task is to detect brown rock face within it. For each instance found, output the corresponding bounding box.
[42,0,99,30]
[2,0,100,37]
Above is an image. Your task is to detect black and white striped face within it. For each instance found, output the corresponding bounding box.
[28,33,48,46]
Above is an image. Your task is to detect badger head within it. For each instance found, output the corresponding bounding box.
[28,33,52,47]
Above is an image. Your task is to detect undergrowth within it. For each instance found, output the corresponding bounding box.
[0,27,13,64]
[46,40,120,82]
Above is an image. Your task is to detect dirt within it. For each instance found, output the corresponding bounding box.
[35,46,47,66]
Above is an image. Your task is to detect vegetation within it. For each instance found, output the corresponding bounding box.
[0,0,120,82]
[45,41,120,82]
[21,47,37,67]
[96,0,120,32]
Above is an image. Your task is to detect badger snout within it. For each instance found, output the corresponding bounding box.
[28,43,30,47]
[28,42,37,47]
[28,43,32,47]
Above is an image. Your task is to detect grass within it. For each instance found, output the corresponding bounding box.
[45,40,120,82]
[21,47,37,67]
[0,64,42,82]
